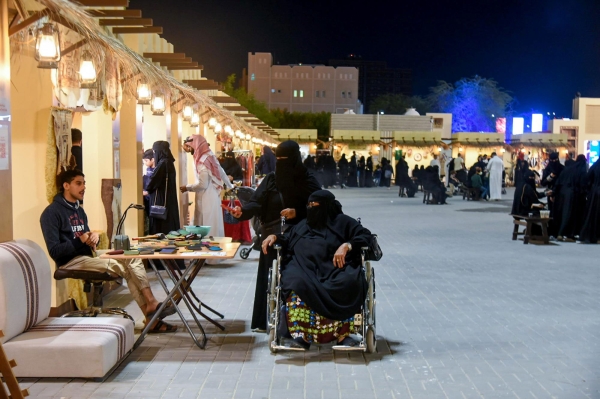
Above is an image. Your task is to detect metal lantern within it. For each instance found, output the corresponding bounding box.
[208,117,217,127]
[35,23,61,69]
[79,50,97,88]
[182,104,193,122]
[136,80,151,105]
[214,123,222,133]
[151,92,166,116]
[245,134,251,141]
[190,112,200,127]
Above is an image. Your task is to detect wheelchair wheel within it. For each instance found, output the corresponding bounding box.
[366,326,376,353]
[240,248,251,259]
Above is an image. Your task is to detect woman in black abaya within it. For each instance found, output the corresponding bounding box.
[262,190,372,349]
[579,157,600,243]
[146,141,180,235]
[232,141,320,331]
[511,170,546,235]
[553,155,588,240]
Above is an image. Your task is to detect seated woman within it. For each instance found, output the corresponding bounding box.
[512,170,547,235]
[423,166,448,204]
[262,190,372,350]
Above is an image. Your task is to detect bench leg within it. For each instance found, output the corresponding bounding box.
[512,223,519,240]
[523,222,531,244]
[541,222,549,244]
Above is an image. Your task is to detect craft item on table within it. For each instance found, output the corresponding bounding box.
[160,248,177,254]
[124,250,140,256]
[208,246,222,251]
[175,241,189,247]
[106,249,125,255]
[181,251,227,257]
[187,244,204,251]
[138,248,154,255]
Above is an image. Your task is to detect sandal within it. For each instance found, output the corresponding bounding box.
[148,320,178,334]
[146,302,176,320]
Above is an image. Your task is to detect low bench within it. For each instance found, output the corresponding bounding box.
[511,215,551,244]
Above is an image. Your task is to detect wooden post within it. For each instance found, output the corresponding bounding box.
[0,331,29,398]
[0,0,13,242]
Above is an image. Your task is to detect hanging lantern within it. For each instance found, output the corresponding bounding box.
[235,130,243,138]
[214,123,222,133]
[78,50,97,88]
[224,125,233,135]
[190,112,200,127]
[136,80,151,105]
[245,134,251,141]
[208,117,217,127]
[35,23,61,69]
[182,104,194,121]
[151,92,166,116]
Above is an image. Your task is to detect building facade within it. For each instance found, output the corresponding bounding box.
[328,56,412,112]
[247,52,360,113]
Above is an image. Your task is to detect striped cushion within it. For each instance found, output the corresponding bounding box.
[0,240,51,343]
[3,317,134,378]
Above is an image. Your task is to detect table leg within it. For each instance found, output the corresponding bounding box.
[164,260,226,331]
[541,222,549,244]
[524,222,531,244]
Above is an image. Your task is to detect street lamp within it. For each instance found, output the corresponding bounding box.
[376,110,384,131]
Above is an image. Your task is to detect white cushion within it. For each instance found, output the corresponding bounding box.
[3,317,134,378]
[0,240,52,343]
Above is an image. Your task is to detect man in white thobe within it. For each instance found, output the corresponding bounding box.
[486,152,504,201]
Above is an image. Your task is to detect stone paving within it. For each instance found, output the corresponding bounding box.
[19,187,600,399]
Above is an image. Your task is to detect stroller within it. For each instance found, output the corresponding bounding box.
[233,186,261,259]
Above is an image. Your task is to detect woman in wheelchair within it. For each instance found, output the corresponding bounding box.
[262,190,372,350]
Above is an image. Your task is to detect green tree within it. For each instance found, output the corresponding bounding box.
[369,93,432,115]
[222,74,279,127]
[427,76,513,133]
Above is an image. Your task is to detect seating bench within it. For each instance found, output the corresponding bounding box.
[511,215,551,244]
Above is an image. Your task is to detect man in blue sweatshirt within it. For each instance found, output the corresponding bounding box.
[40,170,177,333]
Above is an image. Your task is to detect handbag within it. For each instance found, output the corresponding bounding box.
[223,197,240,224]
[364,234,383,261]
[149,176,168,220]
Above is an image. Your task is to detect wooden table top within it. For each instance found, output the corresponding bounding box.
[99,242,241,260]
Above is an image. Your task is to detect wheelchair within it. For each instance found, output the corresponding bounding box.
[266,245,377,353]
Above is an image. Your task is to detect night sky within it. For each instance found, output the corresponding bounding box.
[131,0,600,117]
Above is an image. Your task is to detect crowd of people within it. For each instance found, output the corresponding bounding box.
[511,152,600,244]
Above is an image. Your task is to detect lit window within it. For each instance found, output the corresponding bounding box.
[316,91,320,98]
[251,73,255,81]
[318,73,321,78]
[328,73,330,79]
[293,90,298,97]
[348,92,352,98]
[350,74,353,79]
[322,90,326,97]
[271,89,275,93]
[296,73,299,78]
[300,90,304,97]
[345,74,348,79]
[342,91,346,98]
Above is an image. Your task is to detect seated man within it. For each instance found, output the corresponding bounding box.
[262,190,372,350]
[40,170,177,333]
[470,167,483,200]
[447,170,460,197]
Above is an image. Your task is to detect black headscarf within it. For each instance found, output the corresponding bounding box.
[275,140,311,206]
[152,141,175,164]
[524,170,536,188]
[306,190,343,230]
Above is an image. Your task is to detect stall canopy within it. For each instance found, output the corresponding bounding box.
[393,131,448,149]
[452,132,511,150]
[511,133,572,150]
[274,129,317,143]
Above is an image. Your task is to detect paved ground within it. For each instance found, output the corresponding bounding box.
[20,187,600,399]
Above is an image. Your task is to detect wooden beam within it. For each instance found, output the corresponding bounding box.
[210,96,239,104]
[12,0,26,21]
[99,18,152,26]
[224,106,248,112]
[87,9,142,17]
[8,9,49,36]
[144,52,186,60]
[61,39,88,56]
[74,0,129,6]
[167,65,203,70]
[112,26,162,34]
[159,57,192,65]
[235,113,255,118]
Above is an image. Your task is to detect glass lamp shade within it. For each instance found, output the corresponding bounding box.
[151,93,166,116]
[79,51,97,88]
[182,105,193,121]
[245,134,251,141]
[235,130,243,138]
[214,123,222,133]
[35,23,61,69]
[190,112,200,127]
[224,125,232,134]
[136,82,151,105]
[208,117,217,127]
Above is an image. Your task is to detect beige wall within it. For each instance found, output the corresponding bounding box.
[553,97,600,155]
[427,113,453,139]
[248,52,359,113]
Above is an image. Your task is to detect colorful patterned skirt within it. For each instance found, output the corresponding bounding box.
[285,291,354,344]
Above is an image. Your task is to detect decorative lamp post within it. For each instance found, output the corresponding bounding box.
[35,23,61,69]
[151,92,166,116]
[78,50,97,88]
[136,80,151,105]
